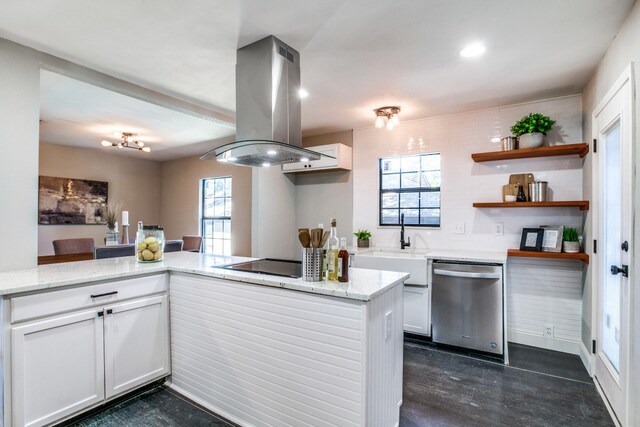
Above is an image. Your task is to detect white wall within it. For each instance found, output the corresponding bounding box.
[581,2,640,423]
[38,142,162,255]
[353,95,586,353]
[296,130,353,240]
[0,41,40,271]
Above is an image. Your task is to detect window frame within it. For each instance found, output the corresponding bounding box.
[378,153,441,228]
[200,176,232,255]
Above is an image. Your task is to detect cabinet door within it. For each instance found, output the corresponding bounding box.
[12,309,105,427]
[104,294,170,399]
[403,285,430,336]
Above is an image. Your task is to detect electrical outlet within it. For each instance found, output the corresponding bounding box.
[453,222,465,234]
[543,325,554,338]
[385,311,392,341]
[495,222,504,236]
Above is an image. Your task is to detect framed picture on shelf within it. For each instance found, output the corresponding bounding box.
[540,225,564,253]
[519,228,544,251]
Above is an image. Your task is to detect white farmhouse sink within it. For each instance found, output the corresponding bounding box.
[352,251,427,285]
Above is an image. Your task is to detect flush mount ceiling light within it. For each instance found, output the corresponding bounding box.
[374,106,401,130]
[100,132,151,152]
[460,43,486,58]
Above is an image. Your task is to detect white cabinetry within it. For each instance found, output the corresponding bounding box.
[9,274,169,426]
[104,295,169,399]
[403,285,430,335]
[282,143,352,173]
[11,309,105,427]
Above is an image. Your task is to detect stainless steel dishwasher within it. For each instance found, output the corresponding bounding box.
[431,261,504,355]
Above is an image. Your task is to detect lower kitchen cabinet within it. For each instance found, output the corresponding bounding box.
[11,309,106,427]
[104,295,170,399]
[8,274,169,427]
[403,284,431,336]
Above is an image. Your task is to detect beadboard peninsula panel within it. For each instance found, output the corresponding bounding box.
[170,273,365,426]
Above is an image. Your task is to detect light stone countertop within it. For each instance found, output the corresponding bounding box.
[0,251,409,301]
[350,247,507,264]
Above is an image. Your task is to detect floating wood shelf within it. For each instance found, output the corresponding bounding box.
[471,143,589,163]
[507,249,589,264]
[473,201,589,211]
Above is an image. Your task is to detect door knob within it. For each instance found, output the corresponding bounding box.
[621,241,629,252]
[611,265,629,278]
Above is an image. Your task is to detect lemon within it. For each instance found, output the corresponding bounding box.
[142,249,154,261]
[148,242,160,253]
[137,242,147,251]
[144,236,157,245]
[154,250,163,260]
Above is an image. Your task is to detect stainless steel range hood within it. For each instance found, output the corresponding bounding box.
[201,35,331,167]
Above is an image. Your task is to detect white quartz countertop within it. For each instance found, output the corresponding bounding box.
[0,252,409,301]
[351,247,507,263]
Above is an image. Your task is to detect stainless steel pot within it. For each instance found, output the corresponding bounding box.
[501,136,518,151]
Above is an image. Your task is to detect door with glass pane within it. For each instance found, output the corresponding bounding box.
[593,66,633,425]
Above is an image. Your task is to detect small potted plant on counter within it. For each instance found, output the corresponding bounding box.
[510,112,556,149]
[562,227,581,253]
[353,229,372,248]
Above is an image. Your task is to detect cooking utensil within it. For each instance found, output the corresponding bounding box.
[310,228,322,248]
[298,230,311,248]
[320,231,329,248]
[298,228,309,234]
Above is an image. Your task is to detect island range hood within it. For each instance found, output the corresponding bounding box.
[201,35,331,167]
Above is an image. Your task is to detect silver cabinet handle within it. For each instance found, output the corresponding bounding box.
[433,269,501,280]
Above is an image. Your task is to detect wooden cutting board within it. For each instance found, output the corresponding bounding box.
[502,184,520,201]
[508,173,535,200]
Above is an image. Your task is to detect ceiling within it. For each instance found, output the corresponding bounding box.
[0,0,635,159]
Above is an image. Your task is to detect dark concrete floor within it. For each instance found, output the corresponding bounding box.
[67,343,613,426]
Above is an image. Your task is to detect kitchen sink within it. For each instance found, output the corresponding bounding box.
[352,250,427,284]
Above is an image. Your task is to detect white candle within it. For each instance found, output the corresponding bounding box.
[122,210,129,226]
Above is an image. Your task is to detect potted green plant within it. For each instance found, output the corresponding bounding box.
[510,113,556,149]
[562,227,580,253]
[353,229,372,248]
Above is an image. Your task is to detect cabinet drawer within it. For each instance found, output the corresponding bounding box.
[10,274,168,324]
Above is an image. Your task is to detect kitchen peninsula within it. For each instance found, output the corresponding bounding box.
[0,252,407,426]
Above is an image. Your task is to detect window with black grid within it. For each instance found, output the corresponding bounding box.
[379,153,441,227]
[201,176,232,255]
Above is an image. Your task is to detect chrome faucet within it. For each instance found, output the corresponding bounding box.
[400,213,411,249]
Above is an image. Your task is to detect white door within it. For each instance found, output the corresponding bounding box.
[11,309,105,427]
[104,294,170,399]
[593,65,634,425]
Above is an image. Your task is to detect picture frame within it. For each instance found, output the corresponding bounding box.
[540,225,564,253]
[519,228,544,251]
[38,176,109,225]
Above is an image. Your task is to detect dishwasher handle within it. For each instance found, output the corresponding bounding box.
[433,268,501,280]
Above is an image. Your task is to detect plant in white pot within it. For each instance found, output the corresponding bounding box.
[353,229,372,248]
[510,113,556,149]
[562,227,581,253]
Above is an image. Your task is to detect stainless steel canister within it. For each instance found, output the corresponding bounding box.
[501,136,518,151]
[302,248,324,281]
[528,181,548,202]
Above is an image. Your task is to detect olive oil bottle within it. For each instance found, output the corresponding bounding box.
[326,218,340,281]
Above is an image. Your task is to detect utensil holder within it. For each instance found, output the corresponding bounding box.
[302,248,324,282]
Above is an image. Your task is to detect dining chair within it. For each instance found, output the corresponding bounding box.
[94,244,135,259]
[164,240,184,253]
[182,235,203,252]
[52,238,95,255]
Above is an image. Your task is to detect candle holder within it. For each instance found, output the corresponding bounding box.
[121,224,130,244]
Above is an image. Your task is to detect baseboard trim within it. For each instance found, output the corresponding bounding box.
[508,330,580,355]
[594,377,621,427]
[579,340,594,377]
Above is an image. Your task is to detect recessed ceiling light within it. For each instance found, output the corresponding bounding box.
[298,88,309,99]
[262,162,271,168]
[267,149,277,155]
[460,43,486,58]
[300,157,309,162]
[228,157,237,162]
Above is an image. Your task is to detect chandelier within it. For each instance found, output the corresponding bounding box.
[101,132,151,152]
[374,106,401,130]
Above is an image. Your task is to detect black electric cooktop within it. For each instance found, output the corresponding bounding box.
[217,258,302,278]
